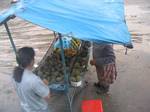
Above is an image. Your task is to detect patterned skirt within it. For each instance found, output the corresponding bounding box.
[96,63,117,86]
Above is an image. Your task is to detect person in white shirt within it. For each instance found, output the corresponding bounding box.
[12,47,51,112]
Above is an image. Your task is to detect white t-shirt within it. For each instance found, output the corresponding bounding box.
[13,69,50,112]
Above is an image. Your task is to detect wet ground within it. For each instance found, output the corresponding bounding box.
[0,0,150,112]
[0,1,54,112]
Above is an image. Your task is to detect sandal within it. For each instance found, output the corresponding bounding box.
[96,85,110,94]
[96,87,109,94]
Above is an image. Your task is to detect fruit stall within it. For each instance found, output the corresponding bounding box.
[33,33,91,112]
[34,34,91,86]
[0,0,132,112]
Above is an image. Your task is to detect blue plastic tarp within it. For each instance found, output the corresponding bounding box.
[54,36,72,49]
[0,0,131,45]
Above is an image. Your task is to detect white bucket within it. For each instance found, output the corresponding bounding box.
[71,80,82,87]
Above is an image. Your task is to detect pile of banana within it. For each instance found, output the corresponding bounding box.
[70,38,81,49]
[54,48,77,57]
[54,38,81,57]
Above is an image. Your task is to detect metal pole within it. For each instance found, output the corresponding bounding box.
[58,33,73,112]
[67,93,73,112]
[4,22,17,55]
[58,33,69,89]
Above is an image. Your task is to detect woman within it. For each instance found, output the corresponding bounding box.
[12,47,50,112]
[90,43,117,94]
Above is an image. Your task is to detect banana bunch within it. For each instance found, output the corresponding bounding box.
[54,48,77,57]
[70,68,81,82]
[70,38,81,49]
[64,48,77,57]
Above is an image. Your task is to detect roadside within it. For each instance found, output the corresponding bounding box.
[0,0,150,112]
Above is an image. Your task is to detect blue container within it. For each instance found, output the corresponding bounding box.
[49,84,68,94]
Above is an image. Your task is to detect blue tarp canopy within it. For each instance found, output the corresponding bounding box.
[0,0,131,45]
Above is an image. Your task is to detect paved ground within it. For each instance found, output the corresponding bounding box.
[0,0,150,112]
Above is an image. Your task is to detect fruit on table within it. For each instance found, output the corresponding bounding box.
[71,38,81,49]
[76,75,81,82]
[70,77,76,82]
[55,76,64,82]
[34,40,90,84]
[52,71,59,76]
[64,48,77,57]
[72,69,80,76]
[74,62,80,68]
[70,75,81,82]
[54,48,77,57]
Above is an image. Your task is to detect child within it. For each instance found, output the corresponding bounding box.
[12,47,50,112]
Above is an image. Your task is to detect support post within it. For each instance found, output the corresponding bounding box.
[58,33,69,90]
[4,22,17,55]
